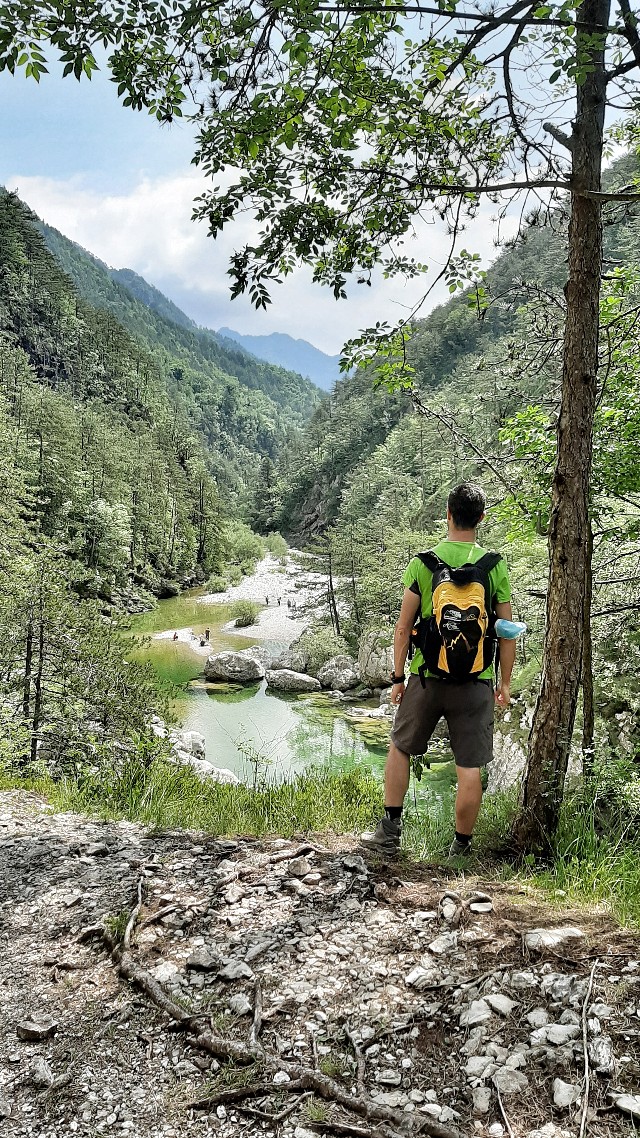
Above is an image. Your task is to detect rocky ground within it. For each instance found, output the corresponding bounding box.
[2,789,640,1138]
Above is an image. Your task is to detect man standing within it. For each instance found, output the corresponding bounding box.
[361,483,515,859]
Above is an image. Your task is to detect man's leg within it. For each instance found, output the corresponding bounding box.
[444,681,493,857]
[361,678,442,854]
[384,741,411,808]
[454,765,483,836]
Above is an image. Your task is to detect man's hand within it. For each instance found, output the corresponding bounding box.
[391,682,405,706]
[494,682,511,709]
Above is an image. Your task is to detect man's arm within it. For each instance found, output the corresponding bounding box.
[391,589,421,704]
[494,600,516,708]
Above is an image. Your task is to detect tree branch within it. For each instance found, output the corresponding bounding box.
[543,122,575,153]
[617,0,640,67]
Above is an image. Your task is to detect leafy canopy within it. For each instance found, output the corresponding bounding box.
[3,1,640,368]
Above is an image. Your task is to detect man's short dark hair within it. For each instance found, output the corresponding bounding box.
[448,483,486,529]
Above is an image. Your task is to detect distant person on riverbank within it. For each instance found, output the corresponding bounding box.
[360,482,515,860]
[205,627,210,642]
[277,597,281,606]
[172,632,178,641]
[265,595,269,605]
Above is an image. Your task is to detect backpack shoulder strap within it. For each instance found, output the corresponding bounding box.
[474,551,503,574]
[417,551,443,573]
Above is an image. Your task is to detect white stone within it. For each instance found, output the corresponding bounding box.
[524,927,584,951]
[612,1093,640,1119]
[205,649,265,683]
[218,960,254,981]
[372,1091,405,1108]
[288,856,312,877]
[420,1104,443,1118]
[590,1002,613,1019]
[485,993,517,1017]
[30,1057,54,1087]
[492,1068,529,1095]
[588,1035,615,1073]
[553,1079,581,1110]
[546,1024,580,1046]
[540,973,574,1002]
[530,1024,579,1047]
[527,1009,550,1028]
[317,655,360,691]
[428,931,458,955]
[505,1052,528,1070]
[472,1087,492,1115]
[229,994,252,1016]
[152,961,179,982]
[460,1000,494,1027]
[510,970,539,990]
[377,1069,402,1086]
[266,668,322,692]
[406,962,440,989]
[465,1055,495,1078]
[273,1071,291,1085]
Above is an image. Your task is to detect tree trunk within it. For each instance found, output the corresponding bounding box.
[513,0,609,851]
[327,548,341,638]
[581,520,595,778]
[22,619,33,719]
[29,618,45,766]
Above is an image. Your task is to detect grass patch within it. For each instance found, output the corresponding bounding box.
[5,751,640,928]
[28,759,381,838]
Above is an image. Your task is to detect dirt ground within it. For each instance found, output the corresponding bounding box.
[2,789,640,1138]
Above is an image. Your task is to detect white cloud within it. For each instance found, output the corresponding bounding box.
[9,171,519,356]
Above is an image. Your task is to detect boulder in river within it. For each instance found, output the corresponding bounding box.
[358,629,395,687]
[180,757,240,784]
[169,727,240,783]
[266,669,322,693]
[317,654,360,691]
[204,649,265,683]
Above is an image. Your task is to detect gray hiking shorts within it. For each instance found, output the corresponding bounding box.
[391,675,494,768]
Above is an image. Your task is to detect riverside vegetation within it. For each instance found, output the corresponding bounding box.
[2,161,640,926]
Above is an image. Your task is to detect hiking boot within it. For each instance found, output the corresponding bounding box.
[448,836,473,859]
[360,816,401,857]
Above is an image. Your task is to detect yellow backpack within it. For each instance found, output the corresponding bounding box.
[411,551,502,681]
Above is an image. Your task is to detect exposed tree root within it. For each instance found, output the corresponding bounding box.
[97,923,460,1138]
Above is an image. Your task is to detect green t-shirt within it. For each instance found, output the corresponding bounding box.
[402,541,512,680]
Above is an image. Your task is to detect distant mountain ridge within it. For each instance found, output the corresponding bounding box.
[109,267,197,331]
[218,327,341,391]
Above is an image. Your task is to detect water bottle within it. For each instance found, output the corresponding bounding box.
[495,618,527,639]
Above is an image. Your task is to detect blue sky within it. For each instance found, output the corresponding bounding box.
[0,61,517,353]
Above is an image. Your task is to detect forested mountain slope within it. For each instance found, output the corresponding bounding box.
[0,188,248,769]
[276,151,640,544]
[0,188,226,593]
[39,219,321,476]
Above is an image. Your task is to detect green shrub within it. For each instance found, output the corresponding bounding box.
[207,575,228,593]
[232,600,260,628]
[297,626,351,676]
[264,532,288,558]
[224,520,264,569]
[227,566,243,587]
